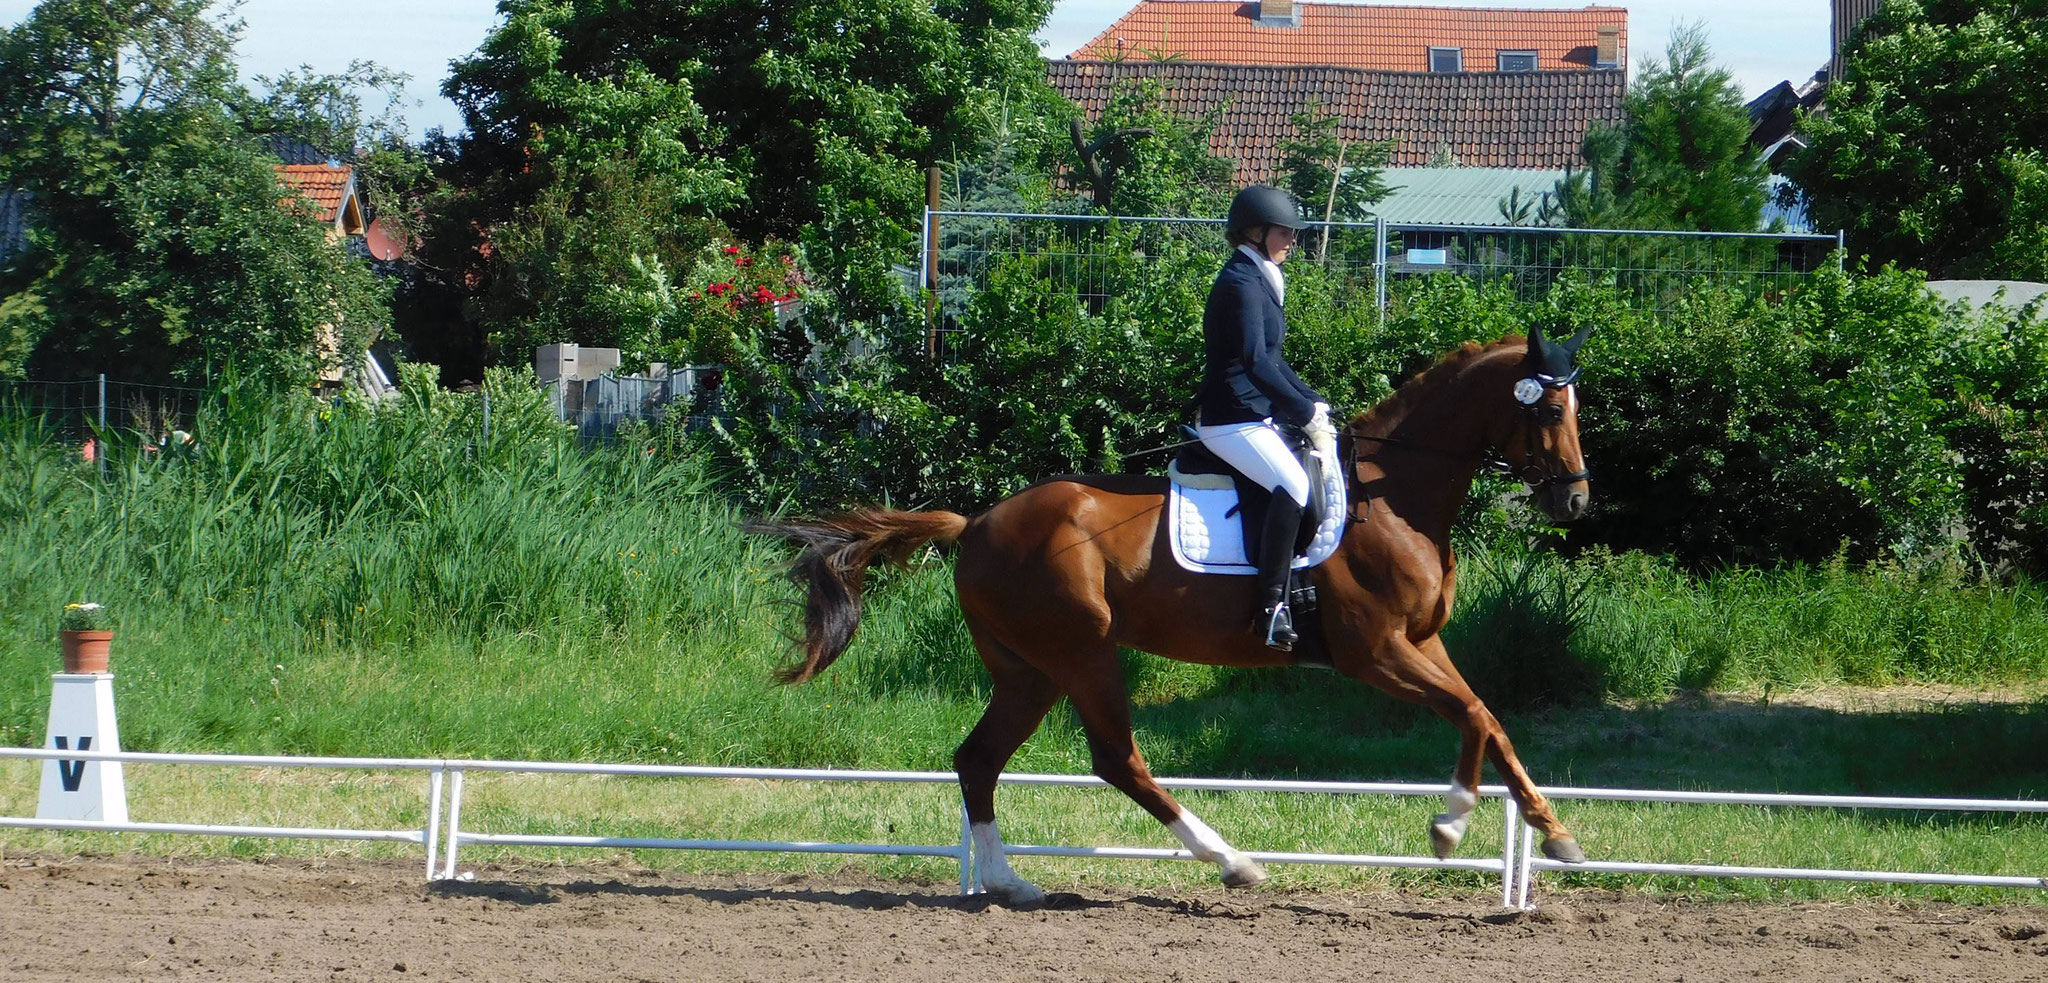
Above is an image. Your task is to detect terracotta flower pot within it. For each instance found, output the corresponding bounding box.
[59,630,112,674]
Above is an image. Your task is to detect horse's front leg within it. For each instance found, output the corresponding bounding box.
[1349,632,1584,863]
[1430,715,1485,859]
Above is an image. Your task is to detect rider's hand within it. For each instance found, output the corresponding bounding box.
[1306,402,1337,462]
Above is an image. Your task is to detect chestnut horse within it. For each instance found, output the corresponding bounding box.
[746,327,1593,904]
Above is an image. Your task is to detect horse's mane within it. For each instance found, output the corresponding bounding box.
[1349,336,1526,436]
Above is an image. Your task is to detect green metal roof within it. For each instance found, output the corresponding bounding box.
[1364,167,1568,226]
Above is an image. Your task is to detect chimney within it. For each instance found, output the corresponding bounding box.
[1596,25,1621,68]
[1257,0,1299,28]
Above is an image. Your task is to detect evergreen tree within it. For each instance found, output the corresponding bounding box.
[1549,25,1768,231]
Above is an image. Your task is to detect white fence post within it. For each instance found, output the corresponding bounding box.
[1499,795,1519,908]
[958,801,976,895]
[424,766,445,880]
[442,768,467,880]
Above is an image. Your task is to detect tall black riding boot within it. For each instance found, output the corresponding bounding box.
[1254,492,1306,651]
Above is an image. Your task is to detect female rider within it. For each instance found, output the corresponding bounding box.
[1196,185,1332,651]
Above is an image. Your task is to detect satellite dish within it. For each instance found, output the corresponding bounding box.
[364,216,405,261]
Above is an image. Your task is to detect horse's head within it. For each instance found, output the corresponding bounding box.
[1496,323,1592,522]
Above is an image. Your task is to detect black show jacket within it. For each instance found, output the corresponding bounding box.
[1197,249,1323,428]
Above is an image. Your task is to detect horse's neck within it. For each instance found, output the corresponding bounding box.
[1351,351,1513,543]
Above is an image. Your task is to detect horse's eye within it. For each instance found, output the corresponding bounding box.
[1543,404,1565,424]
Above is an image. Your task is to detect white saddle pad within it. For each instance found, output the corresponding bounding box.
[1165,452,1347,575]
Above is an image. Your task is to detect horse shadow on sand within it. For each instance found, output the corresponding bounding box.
[428,874,1245,914]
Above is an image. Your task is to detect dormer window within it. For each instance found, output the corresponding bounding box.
[1428,47,1463,73]
[1497,50,1538,72]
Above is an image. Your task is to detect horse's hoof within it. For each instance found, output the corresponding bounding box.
[1429,816,1467,859]
[981,878,1047,907]
[1541,836,1586,864]
[1221,859,1268,889]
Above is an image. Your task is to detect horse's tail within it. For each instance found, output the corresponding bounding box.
[742,508,969,685]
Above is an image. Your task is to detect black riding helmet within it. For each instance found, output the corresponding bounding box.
[1226,185,1307,236]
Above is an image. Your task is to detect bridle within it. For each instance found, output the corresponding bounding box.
[1502,367,1591,491]
[1341,367,1590,518]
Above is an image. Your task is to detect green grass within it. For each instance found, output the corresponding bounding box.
[2,384,2047,903]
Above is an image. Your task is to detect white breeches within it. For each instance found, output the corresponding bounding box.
[1197,419,1310,506]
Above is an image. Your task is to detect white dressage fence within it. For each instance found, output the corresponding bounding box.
[0,747,449,877]
[4,746,2044,907]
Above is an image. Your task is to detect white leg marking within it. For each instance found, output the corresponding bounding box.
[970,821,1044,904]
[1430,782,1478,858]
[1170,809,1267,889]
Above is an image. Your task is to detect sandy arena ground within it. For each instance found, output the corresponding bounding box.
[2,855,2044,982]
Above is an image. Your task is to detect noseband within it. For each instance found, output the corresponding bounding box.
[1343,369,1589,498]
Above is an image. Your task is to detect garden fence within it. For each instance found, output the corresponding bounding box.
[920,209,1842,356]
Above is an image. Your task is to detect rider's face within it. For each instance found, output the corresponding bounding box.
[1262,225,1297,263]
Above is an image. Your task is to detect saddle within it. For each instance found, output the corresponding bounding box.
[1164,426,1348,610]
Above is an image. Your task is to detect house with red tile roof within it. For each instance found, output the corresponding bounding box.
[270,162,391,395]
[273,163,367,240]
[1048,59,1625,185]
[1070,1,1626,75]
[1052,3,1630,192]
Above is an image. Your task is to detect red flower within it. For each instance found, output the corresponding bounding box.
[722,245,740,255]
[736,256,753,267]
[780,255,793,265]
[707,282,733,295]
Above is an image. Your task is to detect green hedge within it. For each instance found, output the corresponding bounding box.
[700,245,2048,575]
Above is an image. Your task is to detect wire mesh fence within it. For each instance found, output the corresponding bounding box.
[921,210,1842,351]
[1383,222,1841,312]
[0,376,212,474]
[0,376,208,441]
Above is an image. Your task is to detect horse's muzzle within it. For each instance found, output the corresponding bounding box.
[1535,480,1590,522]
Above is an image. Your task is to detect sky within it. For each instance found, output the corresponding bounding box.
[1,0,1831,139]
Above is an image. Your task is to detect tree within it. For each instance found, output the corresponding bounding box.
[1067,77,1235,218]
[1547,26,1767,231]
[0,0,393,387]
[1790,0,2048,280]
[1277,100,1392,225]
[433,0,1058,364]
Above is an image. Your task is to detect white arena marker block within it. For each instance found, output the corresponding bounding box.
[37,672,128,823]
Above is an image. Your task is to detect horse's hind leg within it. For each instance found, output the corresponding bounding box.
[955,625,1062,905]
[1061,656,1269,890]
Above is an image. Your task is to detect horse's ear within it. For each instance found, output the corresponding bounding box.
[1526,321,1549,356]
[1562,325,1592,359]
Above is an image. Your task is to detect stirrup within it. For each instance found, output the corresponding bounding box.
[1261,602,1297,652]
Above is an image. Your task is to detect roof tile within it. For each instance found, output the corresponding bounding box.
[1047,59,1626,182]
[273,164,356,223]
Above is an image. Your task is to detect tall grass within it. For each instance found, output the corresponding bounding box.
[1569,547,2048,699]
